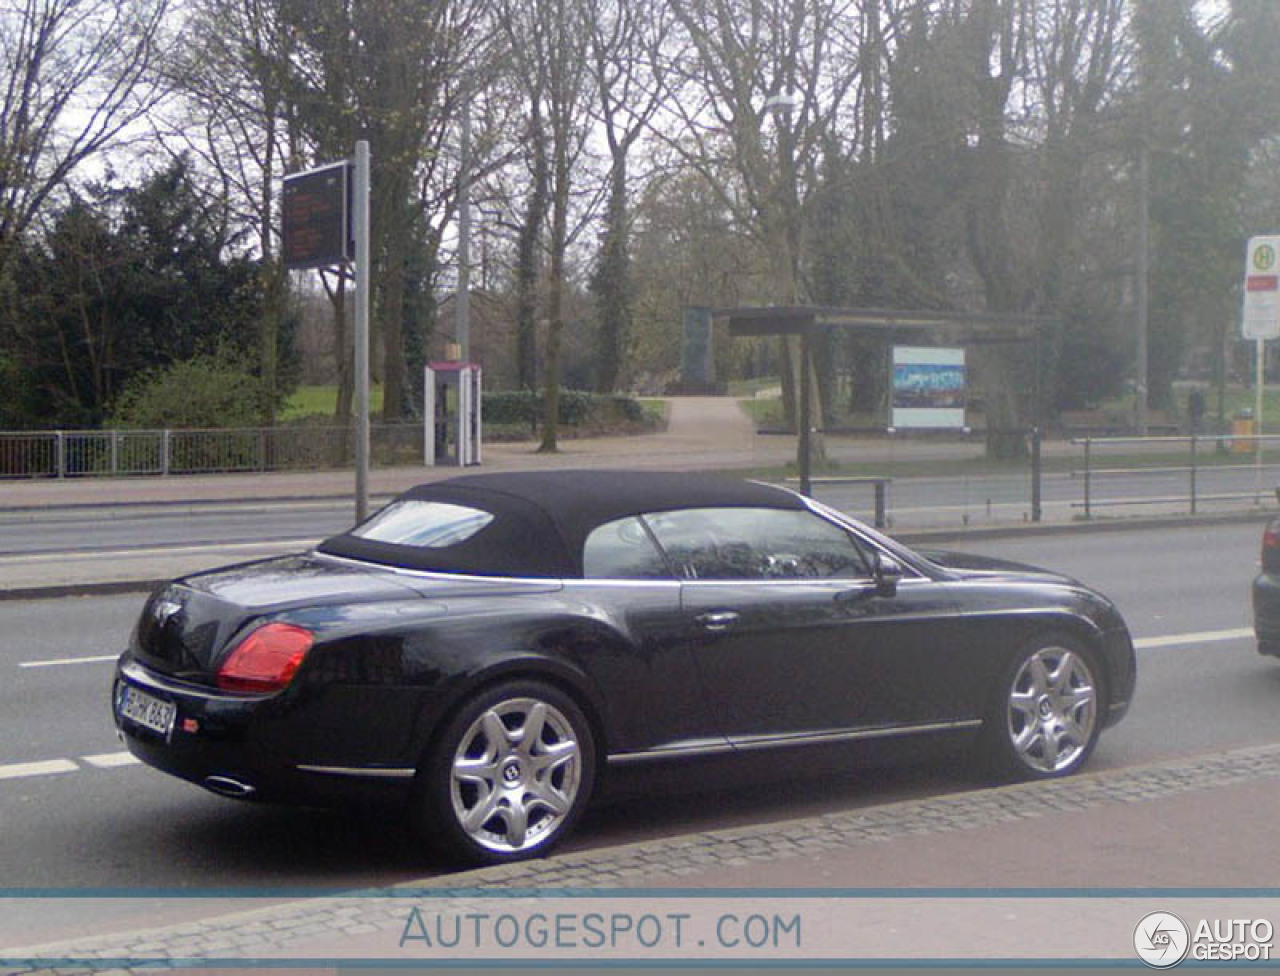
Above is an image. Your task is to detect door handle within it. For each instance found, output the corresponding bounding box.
[695,610,740,632]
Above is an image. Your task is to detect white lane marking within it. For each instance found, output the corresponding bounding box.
[0,759,78,780]
[19,654,118,668]
[81,751,139,768]
[1134,627,1254,650]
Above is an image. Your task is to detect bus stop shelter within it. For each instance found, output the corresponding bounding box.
[718,305,1049,498]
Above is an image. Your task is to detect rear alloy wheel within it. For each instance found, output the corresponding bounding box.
[989,635,1102,780]
[422,681,595,865]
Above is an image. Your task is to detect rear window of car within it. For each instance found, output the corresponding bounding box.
[351,500,495,548]
[583,517,673,579]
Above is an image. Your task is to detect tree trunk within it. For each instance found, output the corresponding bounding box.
[515,101,549,392]
[594,158,630,393]
[539,131,570,453]
[328,273,352,424]
[377,169,411,421]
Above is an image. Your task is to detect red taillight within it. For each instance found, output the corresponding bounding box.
[217,623,314,693]
[1264,522,1280,572]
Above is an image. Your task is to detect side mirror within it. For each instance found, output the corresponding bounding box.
[874,552,905,598]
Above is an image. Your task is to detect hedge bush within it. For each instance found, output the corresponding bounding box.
[482,390,647,427]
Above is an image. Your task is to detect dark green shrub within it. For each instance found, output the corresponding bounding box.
[109,356,271,429]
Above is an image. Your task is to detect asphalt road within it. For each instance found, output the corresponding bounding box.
[0,520,1269,908]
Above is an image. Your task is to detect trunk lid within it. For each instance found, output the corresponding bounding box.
[130,552,563,681]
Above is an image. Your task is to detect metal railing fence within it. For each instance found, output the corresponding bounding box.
[1072,433,1280,518]
[0,425,426,479]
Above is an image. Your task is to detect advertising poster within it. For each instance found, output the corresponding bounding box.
[891,345,966,429]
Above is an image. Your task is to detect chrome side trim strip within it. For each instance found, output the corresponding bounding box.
[606,742,736,765]
[607,719,981,765]
[296,764,417,779]
[731,719,982,751]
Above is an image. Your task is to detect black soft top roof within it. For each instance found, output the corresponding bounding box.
[317,470,805,578]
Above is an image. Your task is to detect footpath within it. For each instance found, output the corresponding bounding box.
[3,397,1279,972]
[0,397,1264,595]
[7,743,1280,970]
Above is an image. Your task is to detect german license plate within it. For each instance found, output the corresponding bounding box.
[120,686,176,736]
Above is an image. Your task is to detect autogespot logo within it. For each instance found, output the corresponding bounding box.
[1134,911,1190,969]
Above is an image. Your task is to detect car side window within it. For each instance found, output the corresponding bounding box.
[583,517,673,579]
[643,508,872,581]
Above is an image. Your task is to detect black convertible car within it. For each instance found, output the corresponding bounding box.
[113,471,1135,865]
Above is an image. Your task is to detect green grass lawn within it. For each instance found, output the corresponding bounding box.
[283,384,384,420]
[727,377,782,397]
[637,398,670,423]
[738,396,784,426]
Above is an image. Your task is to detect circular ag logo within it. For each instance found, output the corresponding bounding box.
[1254,243,1277,272]
[1134,911,1190,969]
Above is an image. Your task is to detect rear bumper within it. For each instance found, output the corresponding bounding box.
[112,657,415,805]
[1253,572,1280,656]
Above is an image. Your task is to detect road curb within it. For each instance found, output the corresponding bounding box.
[0,580,168,601]
[10,741,1280,970]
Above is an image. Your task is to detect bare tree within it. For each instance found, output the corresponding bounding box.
[498,0,597,451]
[581,0,670,392]
[658,0,861,443]
[160,0,301,423]
[0,0,169,276]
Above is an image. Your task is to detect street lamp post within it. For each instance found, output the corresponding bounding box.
[455,104,472,365]
[765,91,817,495]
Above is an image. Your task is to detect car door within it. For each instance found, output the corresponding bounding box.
[577,515,726,758]
[643,506,962,745]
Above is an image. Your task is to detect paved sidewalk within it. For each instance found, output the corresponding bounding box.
[0,396,1086,511]
[0,399,782,511]
[7,742,1280,971]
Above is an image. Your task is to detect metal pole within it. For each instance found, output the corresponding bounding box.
[1031,427,1042,523]
[1257,336,1265,502]
[799,329,812,497]
[1083,439,1092,520]
[1136,143,1149,436]
[354,140,372,523]
[455,106,472,365]
[1190,434,1197,515]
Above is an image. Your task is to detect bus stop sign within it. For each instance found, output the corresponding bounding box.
[1243,235,1280,340]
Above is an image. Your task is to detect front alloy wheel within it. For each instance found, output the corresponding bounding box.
[986,636,1103,780]
[1006,642,1098,774]
[423,681,595,865]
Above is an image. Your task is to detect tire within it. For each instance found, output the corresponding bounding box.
[981,633,1104,781]
[417,680,596,866]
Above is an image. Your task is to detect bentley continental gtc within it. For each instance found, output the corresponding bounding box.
[113,471,1135,865]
